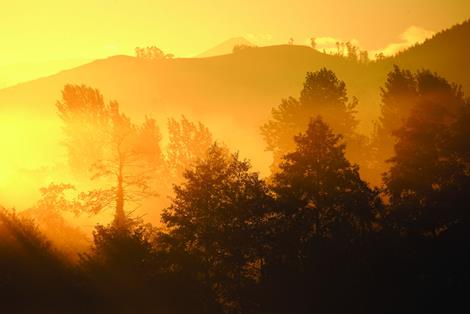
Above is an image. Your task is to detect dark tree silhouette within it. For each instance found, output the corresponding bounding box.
[261,117,380,313]
[376,70,470,314]
[371,65,419,181]
[384,70,470,237]
[162,143,273,312]
[79,220,158,312]
[0,207,89,313]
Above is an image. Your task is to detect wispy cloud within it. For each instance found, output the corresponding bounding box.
[372,26,435,57]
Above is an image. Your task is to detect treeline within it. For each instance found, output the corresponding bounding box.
[1,66,469,313]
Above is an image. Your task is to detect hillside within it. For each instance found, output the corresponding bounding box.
[0,20,469,175]
[378,19,470,93]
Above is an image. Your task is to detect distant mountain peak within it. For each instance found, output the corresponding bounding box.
[196,37,255,58]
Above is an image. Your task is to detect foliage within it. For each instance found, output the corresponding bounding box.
[56,84,109,174]
[167,116,213,184]
[0,207,88,313]
[21,183,90,260]
[261,68,361,173]
[162,143,273,311]
[384,70,470,236]
[81,218,219,313]
[135,46,174,60]
[232,44,256,53]
[370,65,419,183]
[260,118,381,313]
[57,85,164,226]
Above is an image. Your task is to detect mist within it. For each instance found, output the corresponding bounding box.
[1,15,470,314]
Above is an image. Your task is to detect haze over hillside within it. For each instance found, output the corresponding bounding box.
[0,59,91,89]
[0,20,469,185]
[2,1,470,311]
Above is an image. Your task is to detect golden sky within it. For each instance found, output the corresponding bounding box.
[0,0,468,86]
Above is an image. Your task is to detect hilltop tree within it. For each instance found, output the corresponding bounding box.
[359,50,369,63]
[310,37,316,50]
[166,116,213,184]
[232,44,256,53]
[374,52,386,60]
[135,46,174,60]
[261,68,359,173]
[57,85,164,227]
[345,41,359,61]
[161,144,273,311]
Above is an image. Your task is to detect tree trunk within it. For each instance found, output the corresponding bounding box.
[114,162,126,228]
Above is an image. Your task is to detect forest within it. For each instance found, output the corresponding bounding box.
[1,60,469,313]
[1,1,470,310]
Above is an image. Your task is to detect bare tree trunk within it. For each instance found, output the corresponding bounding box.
[114,160,126,228]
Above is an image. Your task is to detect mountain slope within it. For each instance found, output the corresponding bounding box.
[0,20,469,174]
[389,19,470,90]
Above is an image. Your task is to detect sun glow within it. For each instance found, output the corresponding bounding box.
[0,112,63,207]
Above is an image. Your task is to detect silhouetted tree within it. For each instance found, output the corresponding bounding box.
[384,70,470,237]
[135,46,174,60]
[345,41,358,61]
[310,37,317,50]
[374,52,386,61]
[80,219,158,312]
[0,207,88,313]
[232,44,256,53]
[376,70,470,314]
[261,68,359,173]
[371,65,418,181]
[162,143,273,312]
[359,50,369,63]
[261,117,380,313]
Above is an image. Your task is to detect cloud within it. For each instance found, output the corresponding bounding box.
[306,26,434,59]
[372,26,435,57]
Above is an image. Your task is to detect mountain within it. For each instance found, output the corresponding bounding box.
[0,20,469,175]
[197,37,255,57]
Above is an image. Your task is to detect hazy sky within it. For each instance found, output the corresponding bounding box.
[0,1,468,66]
